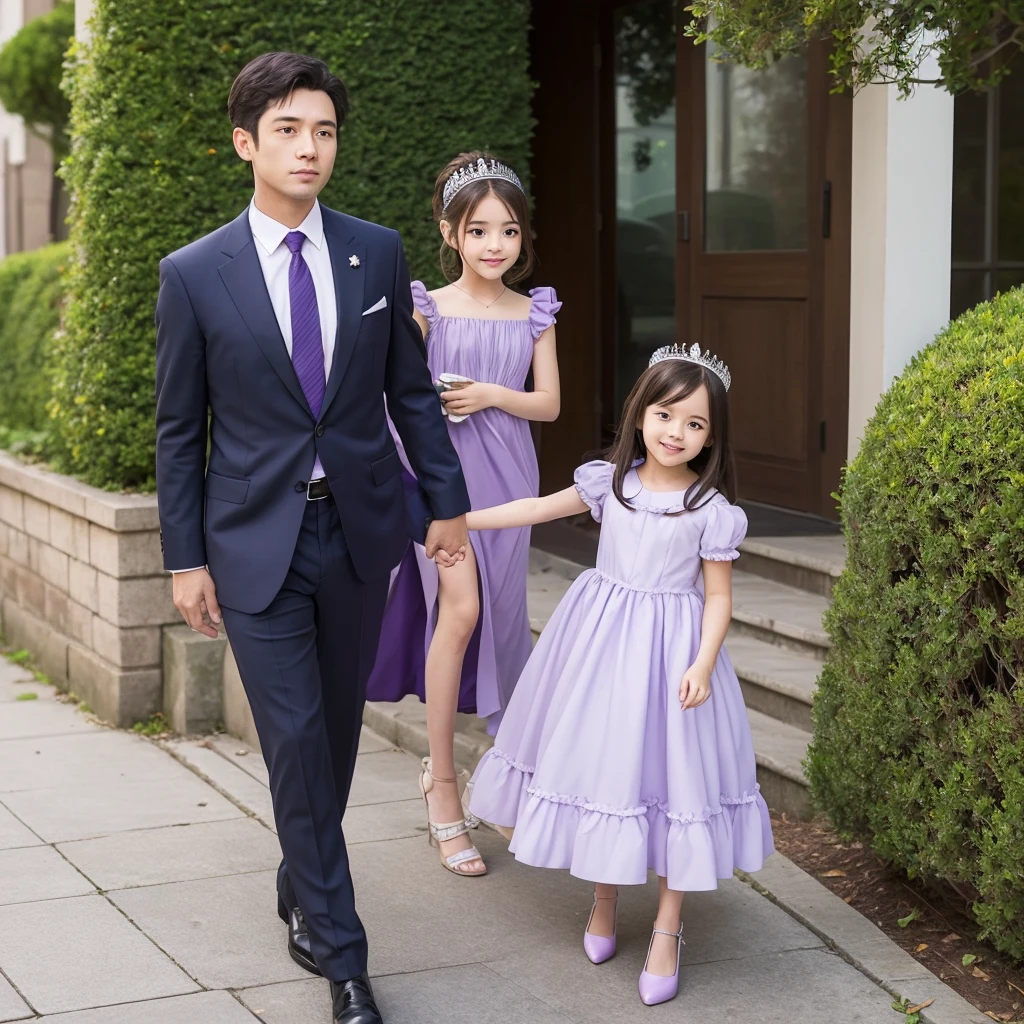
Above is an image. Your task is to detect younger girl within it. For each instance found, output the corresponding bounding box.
[467,346,773,1006]
[366,152,561,878]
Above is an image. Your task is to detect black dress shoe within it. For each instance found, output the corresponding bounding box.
[331,973,382,1024]
[277,895,322,977]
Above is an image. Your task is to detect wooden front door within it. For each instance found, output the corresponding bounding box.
[602,1,850,517]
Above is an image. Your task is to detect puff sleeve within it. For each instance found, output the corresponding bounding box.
[528,286,561,341]
[574,460,615,523]
[699,501,748,561]
[410,280,440,328]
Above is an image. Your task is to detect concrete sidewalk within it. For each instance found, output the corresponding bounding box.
[0,653,983,1023]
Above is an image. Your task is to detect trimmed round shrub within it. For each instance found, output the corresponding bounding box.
[807,287,1024,959]
[0,242,70,434]
[52,0,532,490]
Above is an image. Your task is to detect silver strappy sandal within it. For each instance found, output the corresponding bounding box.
[418,758,487,877]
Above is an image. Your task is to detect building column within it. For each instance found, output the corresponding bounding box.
[847,50,954,461]
[74,0,93,41]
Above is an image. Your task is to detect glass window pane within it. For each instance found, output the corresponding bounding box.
[998,62,1024,261]
[994,268,1024,296]
[951,90,988,262]
[614,0,677,413]
[950,270,988,318]
[704,43,807,251]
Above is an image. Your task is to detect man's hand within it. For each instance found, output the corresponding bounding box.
[172,568,222,638]
[425,515,469,568]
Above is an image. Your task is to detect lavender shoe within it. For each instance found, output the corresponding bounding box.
[582,895,617,964]
[638,923,684,1006]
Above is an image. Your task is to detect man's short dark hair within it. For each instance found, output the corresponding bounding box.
[228,52,348,143]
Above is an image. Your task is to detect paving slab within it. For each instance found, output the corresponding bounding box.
[345,833,820,981]
[0,894,198,1015]
[0,803,40,850]
[36,990,259,1023]
[58,818,282,891]
[0,731,196,795]
[0,699,103,741]
[208,734,272,785]
[0,845,95,905]
[0,974,32,1023]
[109,870,310,990]
[164,739,275,827]
[0,674,49,703]
[345,797,426,846]
[348,749,423,807]
[2,771,242,843]
[238,963,573,1023]
[488,945,899,1024]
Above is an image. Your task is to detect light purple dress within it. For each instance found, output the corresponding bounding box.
[365,281,561,730]
[469,460,774,890]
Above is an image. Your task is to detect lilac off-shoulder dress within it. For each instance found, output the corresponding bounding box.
[365,282,561,731]
[469,460,774,890]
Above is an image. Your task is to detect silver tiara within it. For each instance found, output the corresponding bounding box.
[649,343,732,392]
[442,157,524,210]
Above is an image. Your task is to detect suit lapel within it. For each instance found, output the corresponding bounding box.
[217,211,311,417]
[321,212,366,418]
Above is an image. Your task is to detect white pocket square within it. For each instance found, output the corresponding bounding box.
[362,296,388,316]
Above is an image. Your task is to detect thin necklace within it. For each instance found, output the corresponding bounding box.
[453,280,506,309]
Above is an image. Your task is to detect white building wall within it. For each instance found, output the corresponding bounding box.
[847,46,955,460]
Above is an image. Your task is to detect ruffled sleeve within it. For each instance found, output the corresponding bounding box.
[528,286,561,341]
[699,500,748,561]
[410,280,440,327]
[574,460,614,523]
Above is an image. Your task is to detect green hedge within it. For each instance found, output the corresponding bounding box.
[52,0,533,489]
[0,243,70,435]
[807,288,1024,959]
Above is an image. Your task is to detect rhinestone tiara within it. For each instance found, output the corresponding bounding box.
[442,157,525,211]
[648,343,732,392]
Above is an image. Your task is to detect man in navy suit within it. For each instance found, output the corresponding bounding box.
[155,52,469,1024]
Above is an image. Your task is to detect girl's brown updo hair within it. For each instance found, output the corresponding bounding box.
[432,150,537,286]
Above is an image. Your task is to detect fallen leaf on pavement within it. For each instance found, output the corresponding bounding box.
[198,739,213,749]
[915,944,928,953]
[843,896,854,904]
[906,999,934,1014]
[235,749,248,756]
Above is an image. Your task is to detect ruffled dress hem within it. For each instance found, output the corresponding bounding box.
[469,747,775,892]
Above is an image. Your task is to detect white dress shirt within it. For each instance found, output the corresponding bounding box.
[169,201,336,575]
[248,198,337,482]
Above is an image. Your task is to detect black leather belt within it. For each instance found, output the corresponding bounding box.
[306,478,331,501]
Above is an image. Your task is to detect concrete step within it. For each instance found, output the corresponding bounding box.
[731,571,831,659]
[739,534,846,598]
[747,707,811,819]
[727,633,819,733]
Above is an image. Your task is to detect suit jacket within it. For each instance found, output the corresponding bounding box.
[154,205,470,614]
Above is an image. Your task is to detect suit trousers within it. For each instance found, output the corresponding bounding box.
[221,495,388,982]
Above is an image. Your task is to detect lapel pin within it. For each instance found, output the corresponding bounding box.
[349,254,361,268]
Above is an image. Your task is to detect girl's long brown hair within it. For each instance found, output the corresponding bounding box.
[432,150,537,285]
[605,359,736,511]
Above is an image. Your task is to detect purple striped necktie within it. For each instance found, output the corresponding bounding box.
[285,230,326,418]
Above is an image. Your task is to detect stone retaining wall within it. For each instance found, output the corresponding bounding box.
[0,452,182,726]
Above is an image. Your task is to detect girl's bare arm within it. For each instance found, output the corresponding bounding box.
[466,485,587,531]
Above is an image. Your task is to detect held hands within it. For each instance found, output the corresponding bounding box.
[425,514,469,569]
[172,568,222,639]
[439,381,498,417]
[679,663,712,710]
